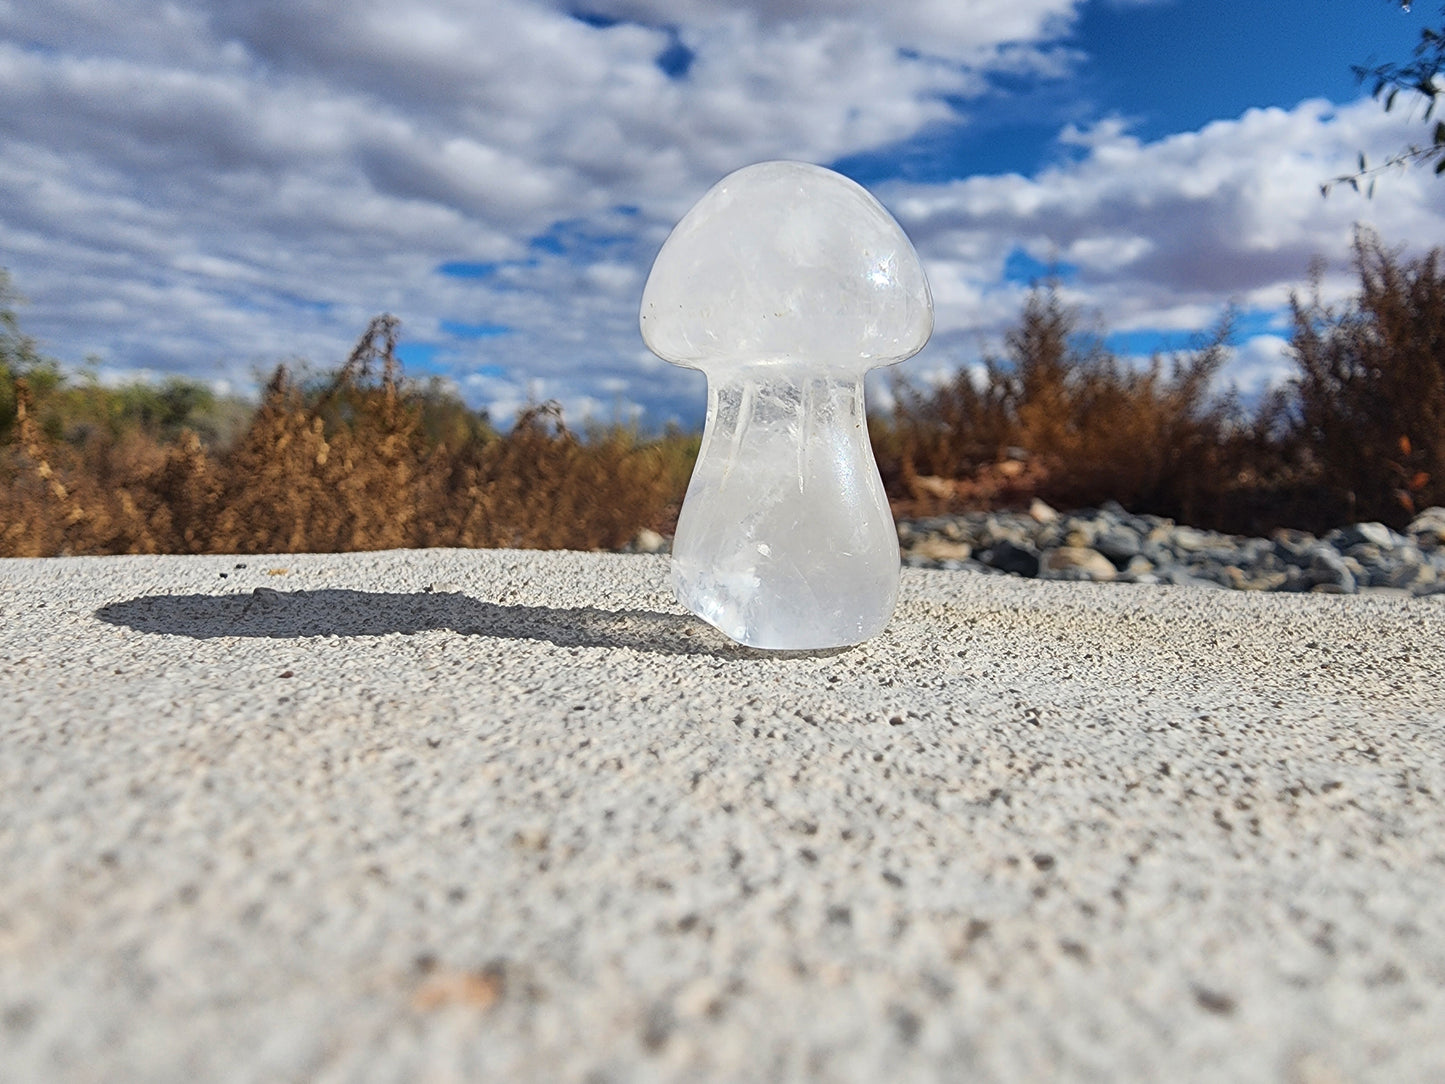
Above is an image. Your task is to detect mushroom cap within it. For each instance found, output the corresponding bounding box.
[639,161,933,375]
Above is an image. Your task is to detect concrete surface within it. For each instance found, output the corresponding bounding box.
[2,548,1444,1083]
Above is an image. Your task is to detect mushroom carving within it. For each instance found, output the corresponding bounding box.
[640,161,933,649]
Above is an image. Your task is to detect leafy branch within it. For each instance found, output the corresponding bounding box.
[1324,2,1445,195]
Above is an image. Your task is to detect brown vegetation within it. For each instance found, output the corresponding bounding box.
[875,230,1445,536]
[1287,233,1445,523]
[873,290,1245,527]
[2,229,1443,557]
[1,314,679,557]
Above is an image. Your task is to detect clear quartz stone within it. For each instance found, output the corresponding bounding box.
[671,368,898,650]
[640,161,933,650]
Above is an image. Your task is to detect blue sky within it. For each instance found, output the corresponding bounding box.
[2,0,1443,426]
[838,1,1427,182]
[1075,2,1421,141]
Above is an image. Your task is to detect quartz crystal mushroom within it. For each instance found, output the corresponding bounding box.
[640,160,933,650]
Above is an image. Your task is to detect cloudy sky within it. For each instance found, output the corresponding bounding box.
[3,0,1444,426]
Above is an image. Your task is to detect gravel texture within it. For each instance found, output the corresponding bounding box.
[2,548,1445,1083]
[897,502,1445,597]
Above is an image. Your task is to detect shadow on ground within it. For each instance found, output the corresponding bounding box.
[95,589,847,659]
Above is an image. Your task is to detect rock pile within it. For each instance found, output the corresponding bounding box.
[898,501,1445,596]
[624,504,1445,596]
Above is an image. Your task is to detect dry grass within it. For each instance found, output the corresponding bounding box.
[1,316,684,557]
[4,229,1443,556]
[872,289,1249,527]
[874,231,1445,534]
[1287,230,1445,526]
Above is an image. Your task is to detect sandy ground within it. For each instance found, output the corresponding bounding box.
[2,548,1444,1083]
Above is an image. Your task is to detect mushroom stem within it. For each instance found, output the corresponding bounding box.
[671,365,898,650]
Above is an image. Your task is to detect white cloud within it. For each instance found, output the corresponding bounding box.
[1225,334,1294,399]
[1066,234,1155,272]
[2,0,1048,417]
[889,97,1445,381]
[575,0,1081,55]
[1,0,1443,430]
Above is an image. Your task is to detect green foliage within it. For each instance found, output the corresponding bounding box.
[1326,2,1445,194]
[6,365,251,451]
[3,271,253,448]
[1,269,50,445]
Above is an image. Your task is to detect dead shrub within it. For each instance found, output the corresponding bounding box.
[875,288,1243,524]
[1,314,687,557]
[7,229,1444,556]
[415,402,674,551]
[0,380,180,556]
[1286,229,1445,527]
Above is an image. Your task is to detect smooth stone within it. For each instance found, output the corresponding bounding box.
[1384,562,1438,590]
[1243,571,1290,591]
[980,523,1031,548]
[1094,527,1143,563]
[1407,506,1445,545]
[1272,530,1317,567]
[1310,549,1357,593]
[1187,564,1234,588]
[1344,542,1384,565]
[912,538,973,563]
[1334,522,1399,549]
[1040,546,1117,582]
[982,539,1041,578]
[1028,498,1058,523]
[1170,526,1213,552]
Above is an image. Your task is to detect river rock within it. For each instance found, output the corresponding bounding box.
[622,503,1445,599]
[1407,506,1445,547]
[911,538,972,563]
[1332,521,1399,550]
[1094,526,1143,564]
[1040,546,1117,581]
[1028,498,1058,523]
[1308,548,1357,593]
[981,539,1041,577]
